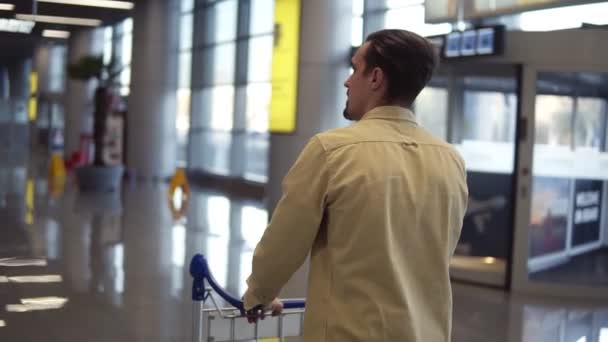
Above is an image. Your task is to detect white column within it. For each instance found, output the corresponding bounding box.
[266,0,352,298]
[127,0,180,180]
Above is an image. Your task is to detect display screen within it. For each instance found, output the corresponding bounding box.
[476,28,495,55]
[445,32,461,58]
[461,31,477,56]
[443,26,504,59]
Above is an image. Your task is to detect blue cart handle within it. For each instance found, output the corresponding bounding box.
[189,254,305,314]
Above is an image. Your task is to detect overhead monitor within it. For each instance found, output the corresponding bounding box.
[476,27,496,55]
[460,30,477,56]
[443,26,504,59]
[445,32,462,58]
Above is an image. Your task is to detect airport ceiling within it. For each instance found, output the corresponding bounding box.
[0,1,133,60]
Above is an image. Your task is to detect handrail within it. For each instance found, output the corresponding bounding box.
[190,254,305,315]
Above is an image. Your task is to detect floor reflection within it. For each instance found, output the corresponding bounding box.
[0,154,607,341]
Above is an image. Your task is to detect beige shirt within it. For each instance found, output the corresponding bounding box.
[244,106,468,342]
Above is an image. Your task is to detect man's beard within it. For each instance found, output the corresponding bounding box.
[343,107,351,120]
[343,101,354,121]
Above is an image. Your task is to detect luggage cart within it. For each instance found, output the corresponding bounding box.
[190,254,306,342]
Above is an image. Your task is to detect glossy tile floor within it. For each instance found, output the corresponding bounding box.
[530,248,608,286]
[1,155,608,341]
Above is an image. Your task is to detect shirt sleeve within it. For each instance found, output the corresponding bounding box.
[243,136,330,310]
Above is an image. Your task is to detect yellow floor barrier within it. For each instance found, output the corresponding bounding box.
[48,154,67,199]
[168,168,191,220]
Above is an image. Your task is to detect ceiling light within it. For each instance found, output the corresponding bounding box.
[37,0,133,10]
[0,18,35,33]
[0,3,15,11]
[15,14,101,27]
[43,29,70,39]
[7,275,63,283]
[0,258,47,267]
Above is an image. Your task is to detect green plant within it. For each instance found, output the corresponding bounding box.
[67,55,122,87]
[67,55,125,166]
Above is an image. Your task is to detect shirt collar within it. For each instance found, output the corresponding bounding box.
[360,106,418,125]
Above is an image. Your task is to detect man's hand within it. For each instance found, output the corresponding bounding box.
[245,298,284,324]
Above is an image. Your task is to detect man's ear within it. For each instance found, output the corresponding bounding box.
[370,67,384,91]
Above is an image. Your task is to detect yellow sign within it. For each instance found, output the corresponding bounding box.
[30,72,38,93]
[29,72,38,121]
[269,0,301,134]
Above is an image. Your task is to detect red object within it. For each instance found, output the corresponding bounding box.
[64,134,94,171]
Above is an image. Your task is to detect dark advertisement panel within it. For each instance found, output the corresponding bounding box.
[572,179,603,247]
[457,172,514,258]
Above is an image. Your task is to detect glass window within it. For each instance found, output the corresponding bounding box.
[179,51,192,88]
[103,26,113,65]
[122,32,132,65]
[120,86,130,97]
[535,95,574,146]
[528,71,608,287]
[176,89,191,140]
[415,87,448,139]
[179,13,193,50]
[240,205,268,248]
[246,83,271,132]
[463,91,517,142]
[207,86,234,131]
[123,17,133,33]
[120,66,131,87]
[247,36,273,82]
[205,0,238,43]
[181,0,194,13]
[200,130,233,175]
[250,0,274,35]
[208,43,236,85]
[574,97,606,149]
[244,133,269,182]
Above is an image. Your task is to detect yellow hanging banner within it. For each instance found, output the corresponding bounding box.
[269,0,301,134]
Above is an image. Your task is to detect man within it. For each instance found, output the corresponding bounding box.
[243,29,468,342]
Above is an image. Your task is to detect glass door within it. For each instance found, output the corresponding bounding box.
[415,63,522,288]
[512,67,608,298]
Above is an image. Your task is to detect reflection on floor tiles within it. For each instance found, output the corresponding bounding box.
[0,158,607,341]
[530,248,608,286]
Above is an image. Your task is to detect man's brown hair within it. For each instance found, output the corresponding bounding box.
[364,29,439,107]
